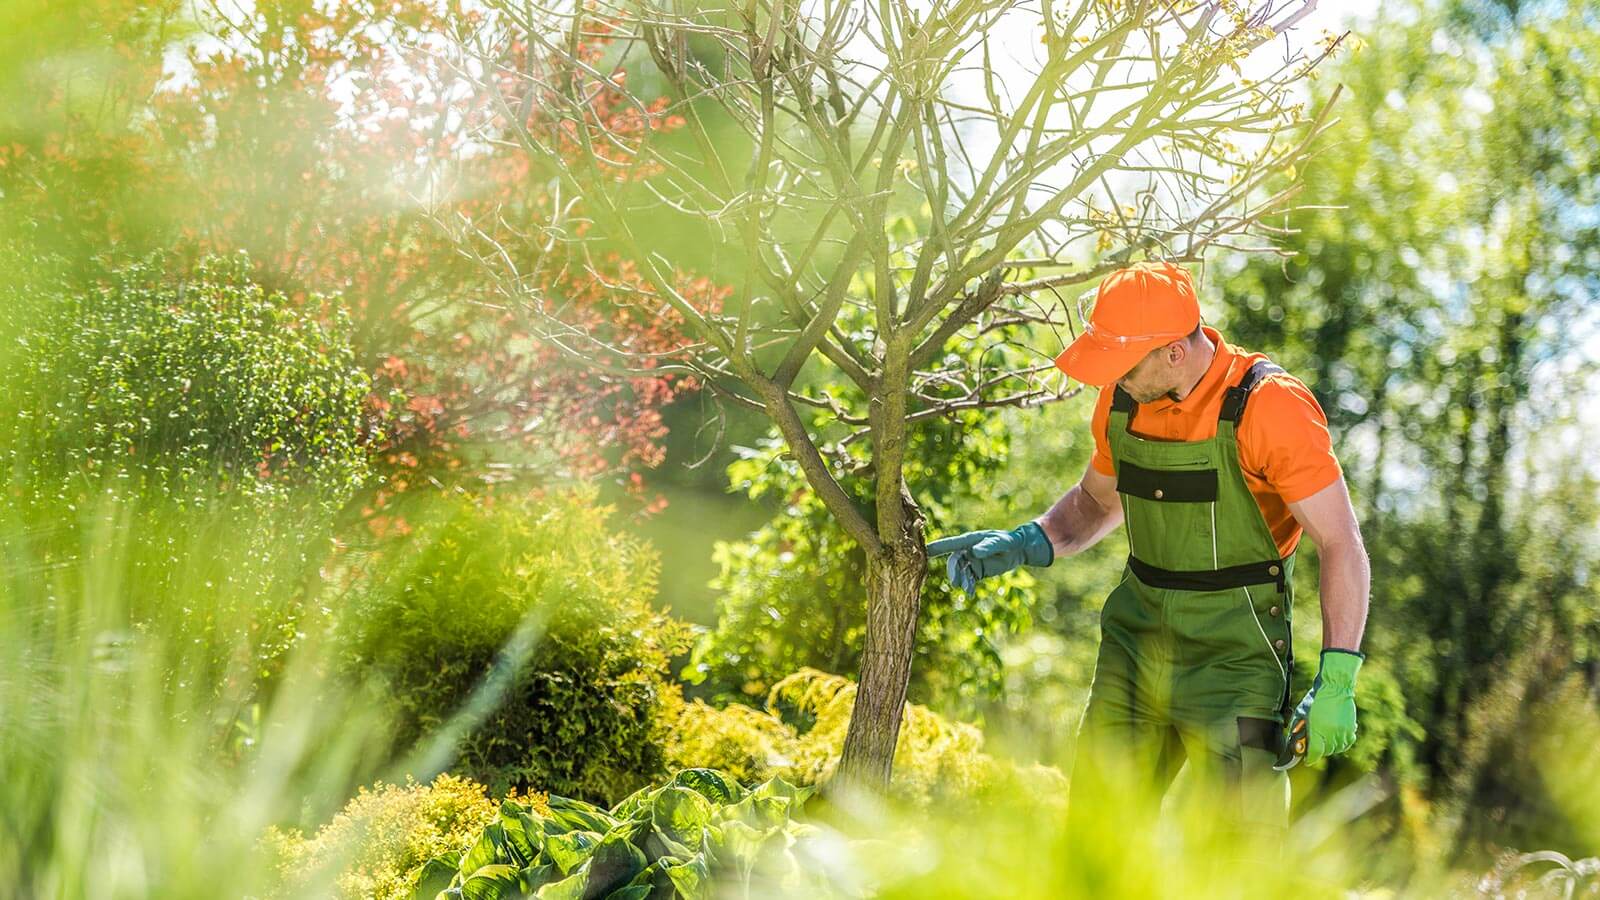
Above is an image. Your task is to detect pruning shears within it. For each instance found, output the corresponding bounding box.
[1272,714,1308,771]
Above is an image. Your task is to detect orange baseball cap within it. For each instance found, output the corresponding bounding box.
[1053,262,1201,386]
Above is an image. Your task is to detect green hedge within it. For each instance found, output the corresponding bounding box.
[342,488,693,803]
[0,251,373,515]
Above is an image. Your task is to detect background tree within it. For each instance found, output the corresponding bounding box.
[0,0,709,526]
[1212,0,1600,860]
[433,0,1346,790]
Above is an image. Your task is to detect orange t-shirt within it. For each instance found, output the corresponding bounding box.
[1089,326,1342,558]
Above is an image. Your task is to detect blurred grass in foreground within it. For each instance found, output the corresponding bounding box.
[0,487,396,898]
[2,481,1597,897]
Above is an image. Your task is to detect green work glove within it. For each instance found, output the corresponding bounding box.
[1286,648,1364,766]
[927,522,1054,594]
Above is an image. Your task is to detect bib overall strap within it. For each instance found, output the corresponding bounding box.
[1118,359,1290,591]
[1219,361,1284,423]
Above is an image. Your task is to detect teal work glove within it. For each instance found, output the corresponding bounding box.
[1279,648,1364,768]
[927,522,1054,594]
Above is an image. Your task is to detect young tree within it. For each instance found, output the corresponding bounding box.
[432,0,1343,792]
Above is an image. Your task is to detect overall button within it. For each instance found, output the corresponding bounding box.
[1153,489,1164,499]
[1273,639,1286,652]
[1268,564,1281,576]
[1269,605,1281,617]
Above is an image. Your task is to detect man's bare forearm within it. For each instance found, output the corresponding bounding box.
[1317,537,1370,651]
[1035,484,1123,558]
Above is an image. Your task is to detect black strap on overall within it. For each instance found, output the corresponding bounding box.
[1113,360,1288,592]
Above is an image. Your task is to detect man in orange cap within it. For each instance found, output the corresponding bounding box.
[929,262,1371,852]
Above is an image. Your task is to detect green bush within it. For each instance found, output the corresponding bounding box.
[0,251,374,516]
[414,768,826,900]
[687,415,1035,718]
[341,488,693,803]
[0,250,376,690]
[265,773,529,900]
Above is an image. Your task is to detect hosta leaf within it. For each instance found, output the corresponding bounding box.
[412,857,458,900]
[544,829,601,875]
[717,794,790,831]
[651,786,713,848]
[750,776,812,805]
[666,769,746,806]
[460,822,510,875]
[663,855,711,900]
[458,864,521,900]
[546,796,617,835]
[499,803,543,866]
[533,860,590,900]
[609,785,653,822]
[711,819,771,869]
[521,863,557,891]
[584,830,649,898]
[642,830,694,865]
[622,859,674,900]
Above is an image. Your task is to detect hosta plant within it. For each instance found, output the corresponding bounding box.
[414,768,826,900]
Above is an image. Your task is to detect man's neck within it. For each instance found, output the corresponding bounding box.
[1165,333,1217,403]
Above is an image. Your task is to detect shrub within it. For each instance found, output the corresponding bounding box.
[0,251,374,516]
[0,251,376,691]
[414,768,826,900]
[265,773,535,900]
[686,403,1035,719]
[341,488,693,803]
[662,668,1067,809]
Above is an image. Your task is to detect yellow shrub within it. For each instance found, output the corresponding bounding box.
[265,773,548,900]
[664,668,1066,808]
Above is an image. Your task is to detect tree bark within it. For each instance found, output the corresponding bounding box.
[832,490,926,796]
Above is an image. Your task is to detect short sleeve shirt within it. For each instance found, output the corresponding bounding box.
[1089,326,1342,558]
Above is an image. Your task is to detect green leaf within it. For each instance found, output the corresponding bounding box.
[533,861,590,900]
[544,829,601,875]
[601,887,651,900]
[608,785,653,822]
[663,856,710,900]
[459,822,509,875]
[710,819,772,869]
[499,802,544,866]
[650,786,714,848]
[458,864,522,900]
[666,769,746,806]
[546,795,617,835]
[584,830,649,898]
[412,857,458,900]
[520,863,558,891]
[750,776,812,805]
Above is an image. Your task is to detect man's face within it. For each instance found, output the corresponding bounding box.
[1114,343,1181,403]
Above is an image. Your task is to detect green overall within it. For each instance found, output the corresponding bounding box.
[1067,361,1295,850]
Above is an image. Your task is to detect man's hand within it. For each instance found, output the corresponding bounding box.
[1281,648,1364,768]
[927,522,1053,594]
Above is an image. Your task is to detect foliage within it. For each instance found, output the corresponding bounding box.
[663,669,1067,809]
[0,251,374,688]
[340,488,693,802]
[0,486,397,899]
[1207,0,1600,858]
[0,0,708,514]
[0,252,373,516]
[266,773,536,900]
[687,360,1036,717]
[414,769,827,900]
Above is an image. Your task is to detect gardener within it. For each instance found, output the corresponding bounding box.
[930,262,1369,851]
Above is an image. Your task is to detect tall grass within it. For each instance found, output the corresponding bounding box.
[0,487,397,898]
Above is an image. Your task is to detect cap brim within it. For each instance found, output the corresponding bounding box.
[1053,332,1152,386]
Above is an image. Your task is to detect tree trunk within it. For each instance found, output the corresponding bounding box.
[832,541,927,796]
